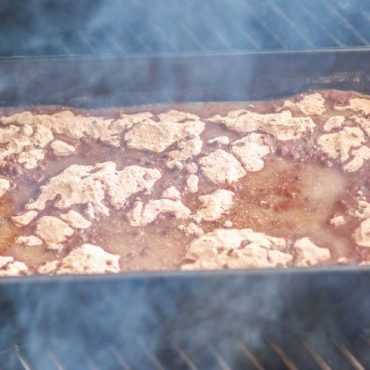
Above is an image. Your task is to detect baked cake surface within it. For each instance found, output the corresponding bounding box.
[0,90,370,276]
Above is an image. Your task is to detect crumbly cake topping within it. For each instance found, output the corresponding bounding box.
[293,238,331,267]
[26,162,161,213]
[335,98,370,115]
[210,110,316,140]
[231,133,270,172]
[181,228,331,270]
[15,162,161,250]
[199,150,246,184]
[323,116,346,131]
[16,235,43,247]
[124,110,204,153]
[279,93,326,116]
[0,256,29,277]
[38,244,120,275]
[50,140,76,157]
[127,198,191,227]
[181,228,290,270]
[12,210,38,227]
[0,178,10,198]
[186,174,199,193]
[1,90,370,276]
[0,123,53,170]
[192,189,234,223]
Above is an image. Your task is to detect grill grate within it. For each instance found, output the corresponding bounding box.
[3,335,370,370]
[0,0,370,56]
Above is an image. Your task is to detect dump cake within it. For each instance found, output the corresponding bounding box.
[0,90,370,276]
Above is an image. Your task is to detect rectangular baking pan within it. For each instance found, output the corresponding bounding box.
[1,49,370,369]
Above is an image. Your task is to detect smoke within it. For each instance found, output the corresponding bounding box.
[0,1,369,369]
[0,272,299,369]
[0,0,369,56]
[1,268,370,368]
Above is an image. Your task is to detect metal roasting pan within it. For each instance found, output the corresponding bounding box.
[1,49,370,369]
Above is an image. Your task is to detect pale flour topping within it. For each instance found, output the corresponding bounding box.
[26,162,161,214]
[210,110,316,141]
[0,256,29,277]
[127,198,191,227]
[125,110,204,153]
[199,149,246,184]
[181,228,291,270]
[0,124,53,169]
[186,174,199,193]
[335,98,370,115]
[193,189,234,223]
[317,127,365,162]
[231,133,270,172]
[12,162,161,250]
[280,93,326,115]
[50,140,76,156]
[15,235,43,247]
[293,238,330,267]
[162,186,182,200]
[12,211,38,227]
[60,210,92,229]
[323,116,346,131]
[36,216,74,245]
[208,136,230,145]
[181,229,331,270]
[0,178,10,198]
[38,244,120,275]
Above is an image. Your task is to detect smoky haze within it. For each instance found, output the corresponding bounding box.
[0,0,369,369]
[0,0,369,56]
[1,269,370,369]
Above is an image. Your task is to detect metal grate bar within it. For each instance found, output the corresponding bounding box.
[129,3,177,52]
[294,1,343,47]
[177,22,207,51]
[292,1,346,47]
[264,0,315,48]
[80,349,100,370]
[207,345,232,370]
[303,342,332,370]
[213,1,262,49]
[115,1,154,52]
[142,346,167,370]
[270,342,298,370]
[2,0,370,56]
[109,346,132,370]
[322,2,369,45]
[48,350,67,370]
[335,342,366,370]
[174,347,198,370]
[336,10,370,45]
[14,346,33,370]
[178,15,229,50]
[4,336,370,370]
[302,0,360,47]
[197,15,234,50]
[239,343,265,370]
[234,0,286,48]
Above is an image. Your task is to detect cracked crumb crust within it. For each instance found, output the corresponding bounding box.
[1,89,370,276]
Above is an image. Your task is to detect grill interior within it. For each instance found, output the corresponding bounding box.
[1,2,370,370]
[3,333,370,370]
[1,0,370,56]
[0,269,369,370]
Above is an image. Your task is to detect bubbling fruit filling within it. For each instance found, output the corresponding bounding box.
[0,90,370,276]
